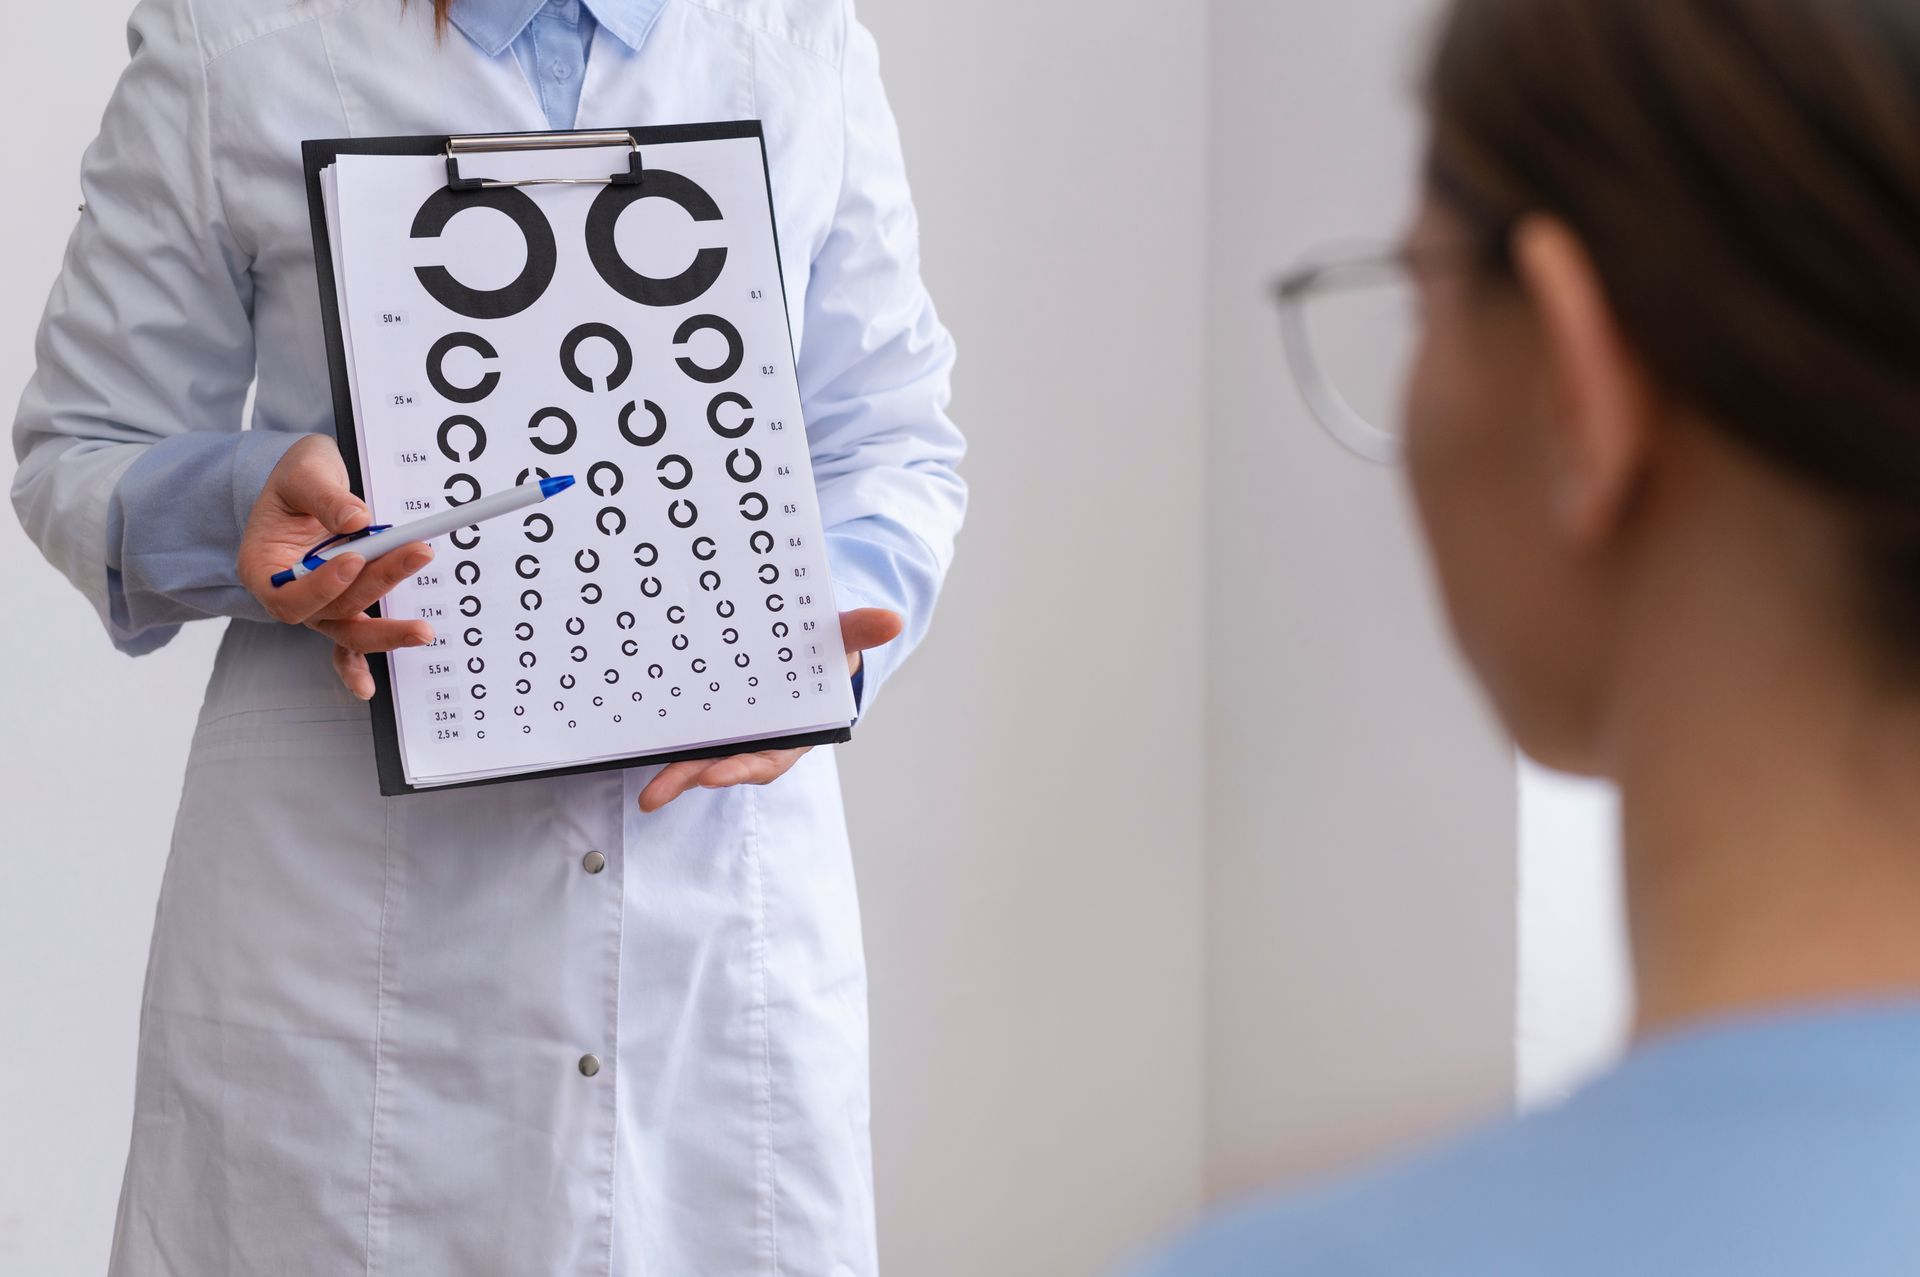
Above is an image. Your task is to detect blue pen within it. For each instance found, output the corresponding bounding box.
[272,474,576,587]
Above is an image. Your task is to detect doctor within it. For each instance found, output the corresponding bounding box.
[12,0,964,1272]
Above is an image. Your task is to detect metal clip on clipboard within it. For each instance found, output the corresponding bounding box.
[444,129,644,192]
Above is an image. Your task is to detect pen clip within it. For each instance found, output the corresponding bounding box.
[298,524,393,571]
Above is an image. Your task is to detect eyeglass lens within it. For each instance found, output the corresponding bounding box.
[1296,270,1420,448]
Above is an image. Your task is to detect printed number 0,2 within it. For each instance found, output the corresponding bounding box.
[759,364,775,376]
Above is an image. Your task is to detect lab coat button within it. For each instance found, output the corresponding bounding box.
[582,850,606,874]
[579,1053,601,1077]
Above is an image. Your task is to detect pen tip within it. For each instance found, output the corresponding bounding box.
[540,474,576,498]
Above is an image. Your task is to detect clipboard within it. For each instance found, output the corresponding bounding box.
[302,123,855,796]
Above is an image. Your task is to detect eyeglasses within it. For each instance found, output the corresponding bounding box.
[1272,238,1504,464]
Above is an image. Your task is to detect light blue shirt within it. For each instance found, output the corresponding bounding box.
[1124,1004,1920,1276]
[462,0,602,133]
[26,0,956,715]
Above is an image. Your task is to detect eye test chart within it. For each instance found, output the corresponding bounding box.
[304,124,856,795]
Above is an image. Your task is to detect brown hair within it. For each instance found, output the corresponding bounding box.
[401,0,454,35]
[1425,0,1920,650]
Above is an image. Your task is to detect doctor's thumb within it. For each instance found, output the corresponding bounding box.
[839,608,904,654]
[321,493,373,535]
[270,438,372,534]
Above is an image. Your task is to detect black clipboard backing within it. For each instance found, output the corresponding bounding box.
[301,122,852,796]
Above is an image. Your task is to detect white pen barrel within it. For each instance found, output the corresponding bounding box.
[314,483,548,567]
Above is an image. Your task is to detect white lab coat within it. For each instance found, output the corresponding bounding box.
[10,0,963,1272]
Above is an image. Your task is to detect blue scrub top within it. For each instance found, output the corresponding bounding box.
[1124,1002,1920,1276]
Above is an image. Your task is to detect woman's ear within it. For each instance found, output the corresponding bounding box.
[1513,216,1656,550]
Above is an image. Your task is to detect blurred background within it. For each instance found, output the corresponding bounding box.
[0,1,1628,1273]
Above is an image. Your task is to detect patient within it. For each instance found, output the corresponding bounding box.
[1130,0,1920,1272]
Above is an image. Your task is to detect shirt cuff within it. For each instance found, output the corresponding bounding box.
[106,429,308,647]
[230,429,306,534]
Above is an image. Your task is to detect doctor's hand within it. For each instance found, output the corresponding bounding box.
[637,607,904,813]
[237,434,435,700]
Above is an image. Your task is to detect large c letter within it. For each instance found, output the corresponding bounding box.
[584,169,727,308]
[673,314,744,384]
[411,187,557,320]
[559,322,633,392]
[426,332,501,404]
[526,407,579,456]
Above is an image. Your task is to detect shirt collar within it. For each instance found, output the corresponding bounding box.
[449,0,667,58]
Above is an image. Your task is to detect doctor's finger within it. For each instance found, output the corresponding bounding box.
[312,543,434,622]
[310,613,434,654]
[255,552,367,625]
[637,766,698,811]
[697,749,807,790]
[332,644,376,701]
[638,749,808,812]
[638,758,712,812]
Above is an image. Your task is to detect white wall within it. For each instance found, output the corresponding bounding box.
[1203,0,1522,1194]
[1,6,227,1274]
[1517,764,1632,1106]
[842,2,1210,1273]
[0,2,1208,1275]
